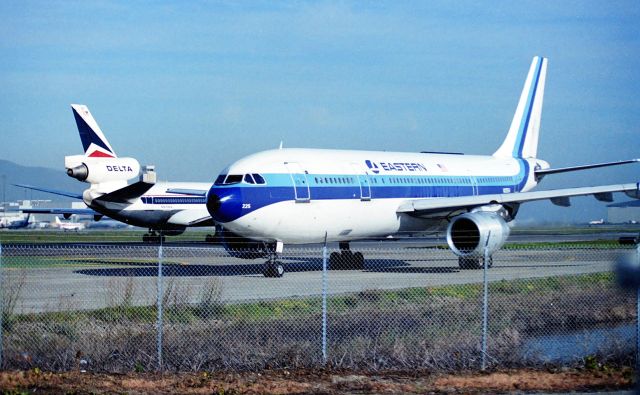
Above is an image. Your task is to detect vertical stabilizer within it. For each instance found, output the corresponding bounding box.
[493,56,547,158]
[71,104,117,158]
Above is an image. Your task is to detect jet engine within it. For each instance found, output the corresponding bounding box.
[219,227,271,259]
[65,155,140,184]
[446,211,510,259]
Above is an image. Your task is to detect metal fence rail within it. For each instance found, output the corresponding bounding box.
[0,240,637,373]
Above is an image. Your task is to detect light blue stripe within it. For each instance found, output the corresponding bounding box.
[512,57,544,157]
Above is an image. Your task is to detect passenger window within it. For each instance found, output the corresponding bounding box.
[244,174,256,184]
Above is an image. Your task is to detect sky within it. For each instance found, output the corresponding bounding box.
[1,0,639,223]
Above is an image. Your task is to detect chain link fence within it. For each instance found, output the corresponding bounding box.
[0,237,637,373]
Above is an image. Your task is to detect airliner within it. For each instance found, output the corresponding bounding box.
[51,216,86,231]
[20,105,214,242]
[0,213,31,229]
[198,56,639,277]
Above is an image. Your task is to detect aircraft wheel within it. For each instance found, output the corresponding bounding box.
[484,256,493,269]
[341,250,354,269]
[263,262,285,278]
[353,252,365,270]
[329,252,341,270]
[459,256,481,270]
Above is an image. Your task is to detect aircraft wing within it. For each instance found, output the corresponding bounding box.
[13,184,83,200]
[94,181,155,203]
[167,210,214,226]
[397,182,640,217]
[165,188,208,196]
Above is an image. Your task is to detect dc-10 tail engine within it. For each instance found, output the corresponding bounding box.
[446,210,511,269]
[64,155,140,184]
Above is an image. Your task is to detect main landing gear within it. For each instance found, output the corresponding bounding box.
[458,255,493,270]
[142,230,165,244]
[263,241,285,278]
[329,242,365,270]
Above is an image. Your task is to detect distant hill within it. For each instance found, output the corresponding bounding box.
[0,159,85,202]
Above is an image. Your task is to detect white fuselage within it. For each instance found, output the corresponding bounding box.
[84,181,213,230]
[207,148,545,244]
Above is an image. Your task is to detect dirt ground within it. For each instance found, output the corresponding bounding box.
[0,368,635,394]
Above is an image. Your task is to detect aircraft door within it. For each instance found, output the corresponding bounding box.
[285,162,311,202]
[351,163,372,201]
[471,176,479,196]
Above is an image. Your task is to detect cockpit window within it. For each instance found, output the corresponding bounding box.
[252,173,266,184]
[244,174,255,184]
[214,174,227,185]
[224,174,243,185]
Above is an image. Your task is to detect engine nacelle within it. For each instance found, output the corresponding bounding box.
[65,155,140,184]
[219,228,271,259]
[446,212,510,257]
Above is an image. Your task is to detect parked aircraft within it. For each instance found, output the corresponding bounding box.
[195,56,639,277]
[0,213,31,229]
[51,216,85,231]
[19,104,214,242]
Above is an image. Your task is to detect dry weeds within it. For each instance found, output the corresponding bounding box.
[0,367,634,394]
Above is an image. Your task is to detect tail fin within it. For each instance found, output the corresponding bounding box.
[71,104,117,158]
[493,56,548,159]
[54,216,61,224]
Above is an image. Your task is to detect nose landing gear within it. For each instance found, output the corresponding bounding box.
[263,241,285,278]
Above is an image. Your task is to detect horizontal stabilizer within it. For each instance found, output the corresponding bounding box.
[536,159,639,176]
[95,181,155,203]
[13,184,83,200]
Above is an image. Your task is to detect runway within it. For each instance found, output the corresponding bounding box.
[1,241,631,314]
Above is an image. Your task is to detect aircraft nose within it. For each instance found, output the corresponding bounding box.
[206,192,221,215]
[206,188,244,223]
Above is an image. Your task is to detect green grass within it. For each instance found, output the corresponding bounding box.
[6,272,617,326]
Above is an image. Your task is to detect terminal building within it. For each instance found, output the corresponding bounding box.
[1,200,79,227]
[607,200,640,224]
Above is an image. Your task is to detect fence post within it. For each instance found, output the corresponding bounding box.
[0,242,3,368]
[637,242,639,374]
[481,232,491,371]
[322,235,328,365]
[156,239,164,371]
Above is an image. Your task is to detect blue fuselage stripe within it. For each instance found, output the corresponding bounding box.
[209,160,530,223]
